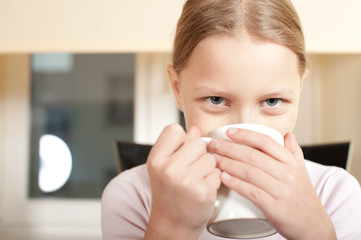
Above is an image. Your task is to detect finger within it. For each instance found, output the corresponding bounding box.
[284,132,304,163]
[212,140,285,179]
[223,128,291,164]
[204,168,222,196]
[169,126,204,167]
[221,171,275,209]
[185,168,221,205]
[185,125,201,142]
[218,156,281,198]
[148,123,186,160]
[171,137,208,166]
[188,153,217,179]
[210,137,287,180]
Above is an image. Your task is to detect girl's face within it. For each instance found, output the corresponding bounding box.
[169,34,305,136]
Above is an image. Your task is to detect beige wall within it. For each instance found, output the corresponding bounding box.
[293,54,361,182]
[1,0,361,53]
[0,0,184,53]
[293,0,361,53]
[317,54,361,181]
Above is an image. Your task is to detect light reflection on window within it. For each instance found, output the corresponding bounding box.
[39,134,72,193]
[33,53,73,73]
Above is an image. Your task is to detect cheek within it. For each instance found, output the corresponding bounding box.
[274,109,299,136]
[184,116,214,136]
[183,110,226,136]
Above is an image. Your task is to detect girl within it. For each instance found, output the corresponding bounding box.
[102,0,361,239]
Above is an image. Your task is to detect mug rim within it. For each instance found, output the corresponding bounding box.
[205,123,284,146]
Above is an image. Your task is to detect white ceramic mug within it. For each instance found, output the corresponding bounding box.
[202,124,284,239]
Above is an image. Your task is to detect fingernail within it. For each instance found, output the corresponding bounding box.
[212,153,221,162]
[227,128,237,135]
[210,139,220,149]
[221,172,231,181]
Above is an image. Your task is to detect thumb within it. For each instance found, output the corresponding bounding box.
[149,123,186,159]
[185,125,201,142]
[284,132,304,162]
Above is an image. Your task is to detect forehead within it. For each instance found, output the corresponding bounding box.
[179,34,301,91]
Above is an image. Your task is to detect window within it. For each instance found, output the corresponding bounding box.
[29,53,135,198]
[1,53,179,238]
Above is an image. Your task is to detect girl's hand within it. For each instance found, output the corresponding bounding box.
[208,128,336,240]
[145,124,221,240]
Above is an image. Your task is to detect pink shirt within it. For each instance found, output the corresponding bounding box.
[102,160,361,240]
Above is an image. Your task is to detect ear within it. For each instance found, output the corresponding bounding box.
[167,65,184,111]
[300,69,309,91]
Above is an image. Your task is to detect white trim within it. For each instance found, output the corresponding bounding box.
[134,53,178,144]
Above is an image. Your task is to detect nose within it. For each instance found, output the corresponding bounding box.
[232,106,258,125]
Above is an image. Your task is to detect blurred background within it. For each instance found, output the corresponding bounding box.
[1,0,361,239]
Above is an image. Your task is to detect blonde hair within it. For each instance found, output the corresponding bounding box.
[172,0,306,75]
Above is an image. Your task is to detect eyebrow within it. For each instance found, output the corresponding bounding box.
[194,85,295,96]
[193,86,227,93]
[259,88,295,99]
[192,86,231,96]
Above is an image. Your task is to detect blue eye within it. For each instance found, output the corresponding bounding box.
[206,96,225,105]
[264,98,282,107]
